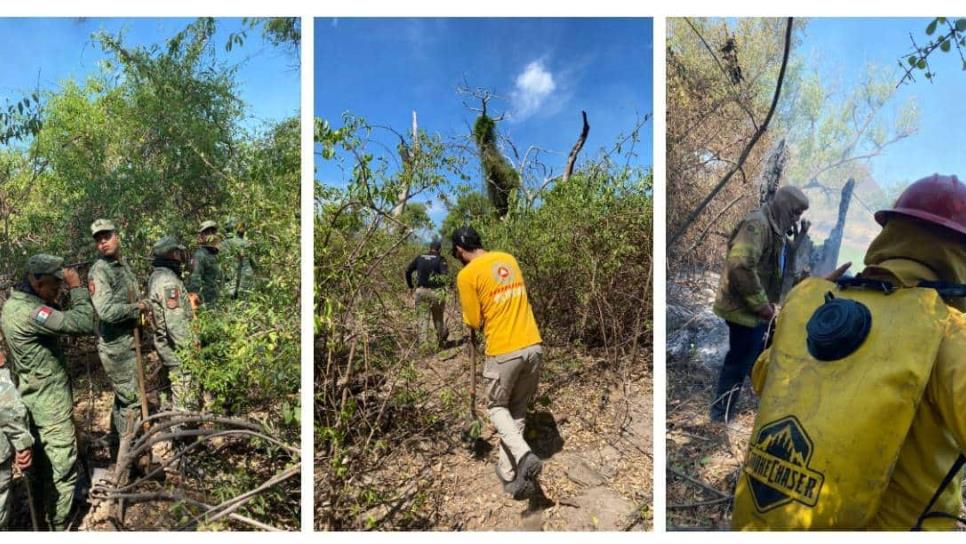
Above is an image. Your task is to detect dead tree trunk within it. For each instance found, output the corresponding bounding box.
[813,178,855,277]
[782,232,813,297]
[562,111,590,183]
[759,139,786,205]
[390,110,418,219]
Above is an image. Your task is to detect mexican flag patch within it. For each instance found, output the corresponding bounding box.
[33,306,53,324]
[165,286,180,309]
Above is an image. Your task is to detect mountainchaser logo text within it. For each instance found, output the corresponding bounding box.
[745,416,825,512]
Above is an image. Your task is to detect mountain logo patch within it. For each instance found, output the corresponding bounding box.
[745,416,825,512]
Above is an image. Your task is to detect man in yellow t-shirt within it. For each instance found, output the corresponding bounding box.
[452,226,544,500]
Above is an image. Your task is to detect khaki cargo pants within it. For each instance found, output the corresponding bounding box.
[415,287,447,346]
[483,343,543,481]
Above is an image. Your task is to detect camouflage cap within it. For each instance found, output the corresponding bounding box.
[152,235,186,257]
[26,254,65,280]
[90,218,116,237]
[198,220,218,233]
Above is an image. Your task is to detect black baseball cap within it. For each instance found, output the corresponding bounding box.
[451,226,483,255]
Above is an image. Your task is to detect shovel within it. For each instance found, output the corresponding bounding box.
[460,331,484,452]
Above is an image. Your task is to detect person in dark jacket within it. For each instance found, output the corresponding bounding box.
[405,240,449,348]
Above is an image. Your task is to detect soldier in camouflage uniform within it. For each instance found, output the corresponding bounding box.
[220,218,255,300]
[0,356,33,529]
[89,219,150,447]
[710,186,809,422]
[147,236,197,414]
[1,254,94,530]
[187,220,222,306]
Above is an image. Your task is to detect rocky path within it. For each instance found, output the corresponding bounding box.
[358,338,652,531]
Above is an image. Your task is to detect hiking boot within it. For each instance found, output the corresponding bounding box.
[498,452,543,500]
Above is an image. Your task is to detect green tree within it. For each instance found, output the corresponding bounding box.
[472,113,520,218]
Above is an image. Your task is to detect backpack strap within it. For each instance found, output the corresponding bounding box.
[912,454,966,531]
[917,281,966,299]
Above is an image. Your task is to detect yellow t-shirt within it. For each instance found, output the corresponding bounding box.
[456,251,542,356]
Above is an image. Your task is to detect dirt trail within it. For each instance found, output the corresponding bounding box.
[354,331,652,531]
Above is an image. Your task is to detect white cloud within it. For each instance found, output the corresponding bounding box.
[511,60,556,121]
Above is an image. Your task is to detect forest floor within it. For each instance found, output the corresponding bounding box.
[665,273,752,530]
[5,341,168,530]
[326,303,653,531]
[5,339,297,531]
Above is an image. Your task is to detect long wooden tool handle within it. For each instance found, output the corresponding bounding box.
[129,288,150,426]
[132,326,149,423]
[469,331,477,415]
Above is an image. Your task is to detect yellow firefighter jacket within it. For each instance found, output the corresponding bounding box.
[733,258,966,530]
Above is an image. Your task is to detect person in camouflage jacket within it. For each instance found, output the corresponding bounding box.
[0,357,33,529]
[89,219,150,447]
[147,236,197,414]
[220,218,255,300]
[187,220,222,306]
[710,186,809,422]
[1,254,94,530]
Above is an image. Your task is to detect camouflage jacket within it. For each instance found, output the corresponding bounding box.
[147,266,195,357]
[90,257,141,340]
[0,288,94,427]
[0,367,32,463]
[220,234,254,298]
[187,246,222,305]
[713,208,786,327]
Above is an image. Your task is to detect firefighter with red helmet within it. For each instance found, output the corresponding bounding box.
[733,174,966,530]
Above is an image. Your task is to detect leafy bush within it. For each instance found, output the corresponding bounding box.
[473,162,653,353]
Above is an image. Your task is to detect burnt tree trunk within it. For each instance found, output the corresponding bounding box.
[781,178,856,296]
[562,111,590,183]
[759,139,786,206]
[813,178,855,277]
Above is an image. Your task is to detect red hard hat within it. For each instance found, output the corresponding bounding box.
[875,174,966,237]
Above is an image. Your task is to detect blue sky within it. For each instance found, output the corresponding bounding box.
[316,18,653,226]
[0,18,300,131]
[799,17,966,192]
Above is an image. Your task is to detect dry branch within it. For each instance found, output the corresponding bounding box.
[669,17,794,249]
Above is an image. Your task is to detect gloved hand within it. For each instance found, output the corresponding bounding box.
[15,448,32,471]
[755,302,776,321]
[824,261,852,282]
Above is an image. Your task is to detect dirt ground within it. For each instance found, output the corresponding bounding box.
[3,340,168,530]
[321,322,653,531]
[666,341,754,531]
[4,340,293,531]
